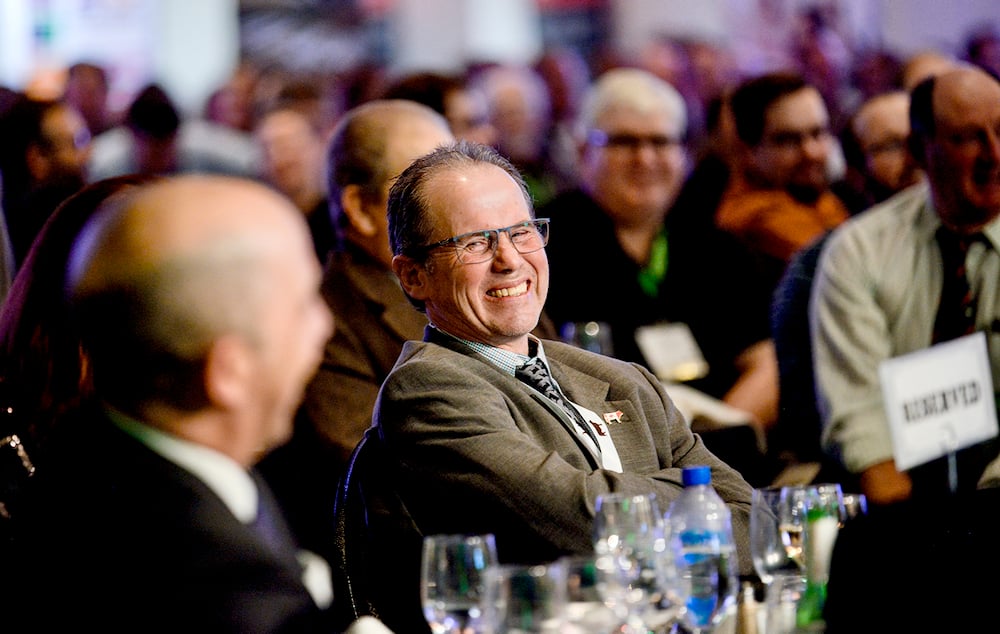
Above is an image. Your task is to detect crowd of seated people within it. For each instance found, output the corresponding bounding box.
[2,16,1000,630]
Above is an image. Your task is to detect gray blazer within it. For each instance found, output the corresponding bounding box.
[373,327,754,571]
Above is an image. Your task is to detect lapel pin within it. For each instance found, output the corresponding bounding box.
[603,410,624,425]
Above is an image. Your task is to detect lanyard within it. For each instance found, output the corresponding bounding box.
[637,229,668,298]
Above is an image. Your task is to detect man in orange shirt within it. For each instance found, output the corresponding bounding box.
[716,71,849,293]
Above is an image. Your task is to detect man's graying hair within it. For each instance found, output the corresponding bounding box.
[387,140,534,261]
[575,67,688,143]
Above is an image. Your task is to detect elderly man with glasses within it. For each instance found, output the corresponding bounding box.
[355,140,753,634]
[542,68,779,486]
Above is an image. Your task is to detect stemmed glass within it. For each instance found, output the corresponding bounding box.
[592,492,687,634]
[421,533,499,634]
[839,492,867,526]
[560,554,619,633]
[749,486,808,634]
[750,486,806,585]
[488,560,568,633]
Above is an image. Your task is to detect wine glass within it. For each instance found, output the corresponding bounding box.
[750,486,805,586]
[839,492,867,526]
[750,486,807,634]
[560,554,619,633]
[488,560,567,633]
[421,533,499,634]
[592,492,686,633]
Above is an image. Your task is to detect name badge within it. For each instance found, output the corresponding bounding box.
[572,403,623,473]
[879,332,998,471]
[635,322,709,382]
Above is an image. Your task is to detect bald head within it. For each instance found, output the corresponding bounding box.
[328,99,453,203]
[70,175,313,348]
[909,66,1000,232]
[69,175,330,453]
[327,98,454,265]
[902,49,959,92]
[849,90,921,195]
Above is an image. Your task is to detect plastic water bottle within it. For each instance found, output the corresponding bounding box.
[666,465,739,632]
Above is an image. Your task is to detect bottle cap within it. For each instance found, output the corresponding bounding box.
[682,465,711,486]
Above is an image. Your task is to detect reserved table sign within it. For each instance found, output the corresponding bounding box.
[879,331,998,471]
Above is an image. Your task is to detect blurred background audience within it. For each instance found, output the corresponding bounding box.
[0,0,996,547]
[253,80,338,263]
[0,94,91,268]
[88,82,260,181]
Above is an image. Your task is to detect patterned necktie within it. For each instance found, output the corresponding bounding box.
[911,228,996,499]
[516,358,600,450]
[932,228,978,343]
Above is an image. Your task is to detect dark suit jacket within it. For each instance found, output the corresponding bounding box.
[305,244,429,468]
[9,408,331,633]
[259,244,428,563]
[364,328,754,632]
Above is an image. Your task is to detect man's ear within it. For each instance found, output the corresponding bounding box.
[25,144,50,181]
[340,184,378,237]
[203,335,252,409]
[392,253,429,301]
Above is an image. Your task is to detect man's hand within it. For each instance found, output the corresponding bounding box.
[860,460,912,505]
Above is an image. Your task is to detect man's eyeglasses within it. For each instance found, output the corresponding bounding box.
[416,219,550,264]
[588,130,683,152]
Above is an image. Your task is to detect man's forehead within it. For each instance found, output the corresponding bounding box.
[596,103,680,132]
[425,165,527,220]
[764,88,828,131]
[933,75,1000,130]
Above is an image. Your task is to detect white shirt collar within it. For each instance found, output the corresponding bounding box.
[109,409,257,523]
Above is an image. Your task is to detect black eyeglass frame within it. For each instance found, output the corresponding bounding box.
[412,218,550,264]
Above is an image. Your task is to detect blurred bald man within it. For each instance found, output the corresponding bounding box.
[258,99,454,562]
[12,175,337,632]
[835,90,923,213]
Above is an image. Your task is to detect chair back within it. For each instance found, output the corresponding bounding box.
[332,426,428,634]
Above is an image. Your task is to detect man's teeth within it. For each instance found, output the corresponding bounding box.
[488,281,528,297]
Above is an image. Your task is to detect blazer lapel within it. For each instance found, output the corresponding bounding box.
[549,359,646,470]
[521,389,602,468]
[425,329,603,467]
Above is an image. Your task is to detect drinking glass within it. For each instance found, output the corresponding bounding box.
[796,483,844,631]
[421,533,499,634]
[561,321,614,356]
[750,486,808,634]
[560,554,619,633]
[488,561,567,633]
[800,483,844,587]
[839,492,867,526]
[750,486,805,586]
[592,492,686,634]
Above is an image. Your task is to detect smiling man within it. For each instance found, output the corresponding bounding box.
[716,71,851,293]
[358,140,754,633]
